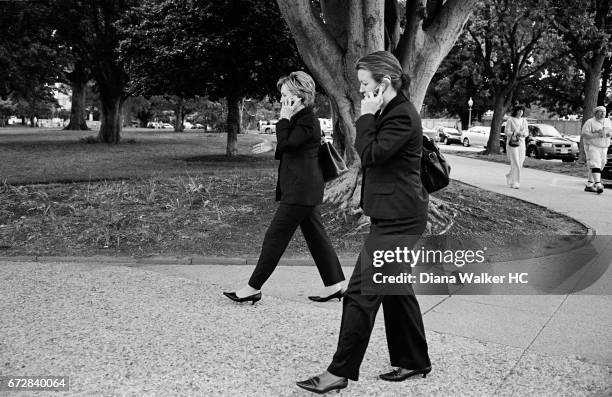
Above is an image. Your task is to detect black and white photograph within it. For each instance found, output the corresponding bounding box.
[0,0,611,395]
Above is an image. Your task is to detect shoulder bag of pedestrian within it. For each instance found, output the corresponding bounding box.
[421,135,451,193]
[507,118,521,147]
[319,135,348,182]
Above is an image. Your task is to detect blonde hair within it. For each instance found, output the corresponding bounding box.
[277,71,316,107]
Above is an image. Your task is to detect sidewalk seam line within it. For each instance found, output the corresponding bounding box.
[423,295,452,316]
[492,293,571,394]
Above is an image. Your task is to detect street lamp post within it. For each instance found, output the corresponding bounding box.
[468,97,474,129]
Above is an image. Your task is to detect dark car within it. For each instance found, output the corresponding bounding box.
[437,127,462,145]
[500,123,578,162]
[525,124,579,162]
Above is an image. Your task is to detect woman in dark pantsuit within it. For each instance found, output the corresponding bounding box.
[297,51,431,394]
[223,71,345,305]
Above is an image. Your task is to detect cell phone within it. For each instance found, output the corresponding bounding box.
[374,81,388,97]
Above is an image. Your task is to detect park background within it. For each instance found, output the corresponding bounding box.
[1,1,612,396]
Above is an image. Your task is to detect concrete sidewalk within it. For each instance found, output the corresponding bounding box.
[444,154,612,233]
[0,155,611,396]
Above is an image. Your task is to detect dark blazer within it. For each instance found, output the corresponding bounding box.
[274,106,324,206]
[355,92,429,221]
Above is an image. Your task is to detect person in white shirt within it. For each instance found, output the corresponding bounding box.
[504,105,529,189]
[581,106,612,194]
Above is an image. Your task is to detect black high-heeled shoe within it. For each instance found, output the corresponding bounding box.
[222,291,261,305]
[308,289,345,302]
[379,366,431,382]
[296,375,348,394]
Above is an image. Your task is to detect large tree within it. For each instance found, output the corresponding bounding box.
[0,2,63,111]
[52,0,137,143]
[119,0,301,155]
[276,0,476,209]
[423,32,488,129]
[466,0,562,154]
[63,60,91,130]
[550,0,612,161]
[552,0,612,122]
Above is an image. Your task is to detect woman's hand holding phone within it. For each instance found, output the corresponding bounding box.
[361,85,384,115]
[280,96,301,120]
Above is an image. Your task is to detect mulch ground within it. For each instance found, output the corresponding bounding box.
[0,175,587,259]
[0,127,588,260]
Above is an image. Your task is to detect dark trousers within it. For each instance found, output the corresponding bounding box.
[327,218,430,381]
[248,203,345,290]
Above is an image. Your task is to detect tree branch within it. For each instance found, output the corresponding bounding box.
[424,0,478,38]
[384,0,401,51]
[276,0,347,94]
[320,0,349,50]
[347,0,385,56]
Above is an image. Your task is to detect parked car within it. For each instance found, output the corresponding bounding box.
[182,121,194,129]
[524,124,578,162]
[161,123,174,129]
[422,127,438,142]
[562,134,581,144]
[147,121,162,129]
[462,126,490,147]
[437,126,462,145]
[259,119,278,134]
[318,118,332,134]
[194,123,204,129]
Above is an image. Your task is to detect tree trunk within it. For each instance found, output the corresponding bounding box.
[65,62,90,130]
[29,115,35,128]
[486,90,510,154]
[597,57,610,106]
[98,93,123,143]
[277,0,475,232]
[174,98,184,132]
[226,96,240,157]
[397,0,477,110]
[583,58,605,120]
[277,0,383,171]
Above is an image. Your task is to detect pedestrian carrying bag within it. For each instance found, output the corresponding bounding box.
[507,118,521,147]
[421,135,451,193]
[319,139,348,182]
[508,133,520,147]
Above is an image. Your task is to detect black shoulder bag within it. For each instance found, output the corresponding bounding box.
[421,135,451,193]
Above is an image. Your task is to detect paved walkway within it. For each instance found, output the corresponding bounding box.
[0,155,611,396]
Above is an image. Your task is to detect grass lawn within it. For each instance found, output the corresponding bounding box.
[0,127,273,184]
[0,127,587,259]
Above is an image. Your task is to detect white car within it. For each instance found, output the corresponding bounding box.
[422,127,439,142]
[318,118,333,134]
[259,120,278,134]
[462,126,491,147]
